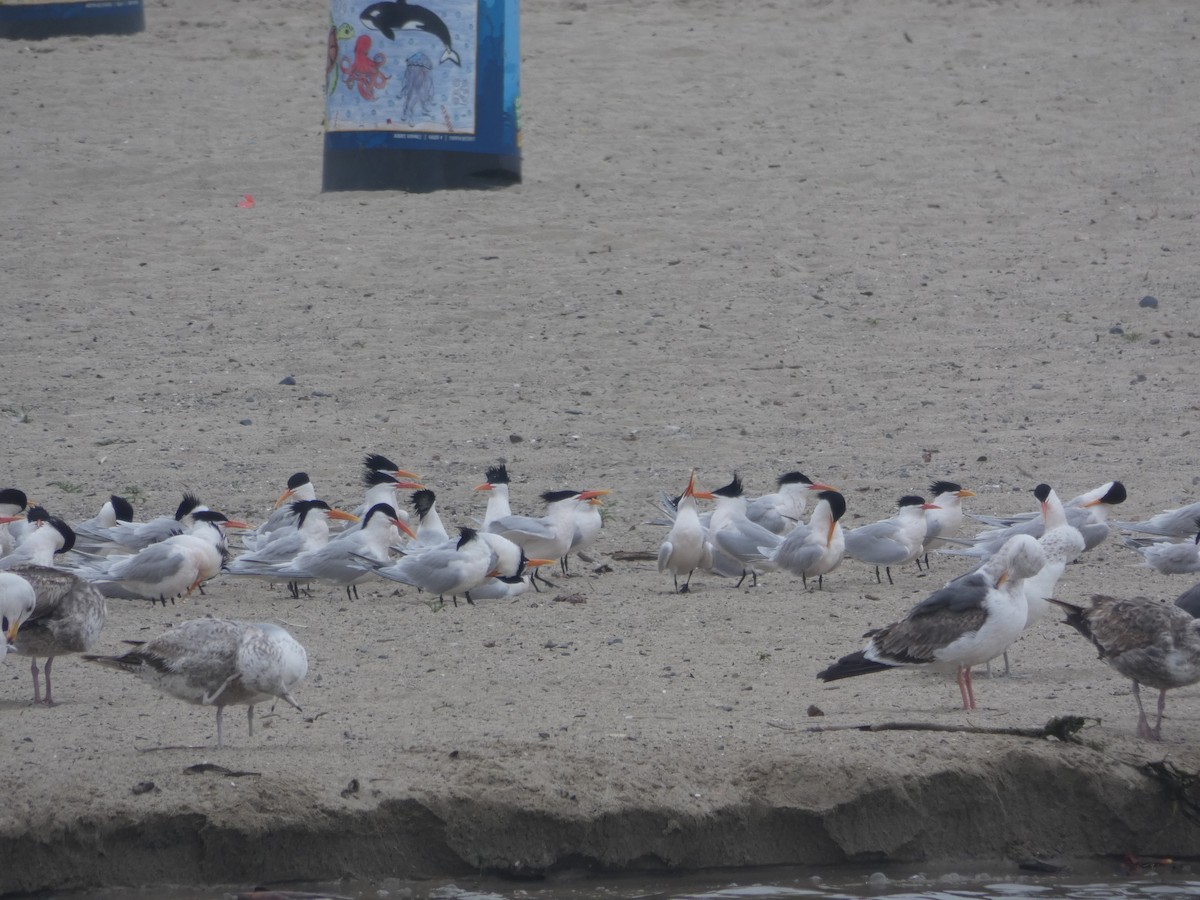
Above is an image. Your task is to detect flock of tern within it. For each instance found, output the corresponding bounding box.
[2,456,1200,746]
[654,468,1200,741]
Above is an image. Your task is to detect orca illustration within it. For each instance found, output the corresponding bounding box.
[360,1,462,67]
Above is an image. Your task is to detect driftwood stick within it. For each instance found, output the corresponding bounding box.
[805,715,1094,742]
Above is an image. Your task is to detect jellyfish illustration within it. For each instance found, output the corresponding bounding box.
[399,51,435,124]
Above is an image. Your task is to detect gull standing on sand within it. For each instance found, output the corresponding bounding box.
[657,471,715,593]
[8,565,107,705]
[0,571,36,664]
[818,534,1046,709]
[1049,594,1200,741]
[85,618,307,749]
[843,495,940,584]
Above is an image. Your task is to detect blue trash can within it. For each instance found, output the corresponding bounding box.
[323,0,521,192]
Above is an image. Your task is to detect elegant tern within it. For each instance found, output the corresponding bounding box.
[1116,499,1200,541]
[0,571,36,664]
[1122,521,1200,576]
[73,510,247,604]
[745,471,836,535]
[487,488,610,584]
[706,475,781,587]
[0,489,30,558]
[474,464,513,527]
[8,564,106,705]
[72,492,208,556]
[274,502,415,600]
[84,618,307,749]
[366,526,496,606]
[819,534,1045,709]
[842,495,940,584]
[657,471,715,593]
[410,489,451,549]
[562,494,605,575]
[969,481,1126,552]
[227,500,359,579]
[757,489,847,589]
[0,509,75,570]
[921,480,976,566]
[1048,594,1200,741]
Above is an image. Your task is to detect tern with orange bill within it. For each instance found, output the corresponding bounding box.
[657,470,716,593]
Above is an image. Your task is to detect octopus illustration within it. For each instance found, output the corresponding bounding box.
[399,51,434,123]
[340,34,389,101]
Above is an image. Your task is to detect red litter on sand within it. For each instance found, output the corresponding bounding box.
[237,194,255,208]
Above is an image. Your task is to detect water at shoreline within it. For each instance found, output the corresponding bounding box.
[42,860,1200,900]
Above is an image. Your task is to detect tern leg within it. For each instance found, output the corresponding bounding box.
[247,704,255,738]
[216,706,225,749]
[885,566,894,585]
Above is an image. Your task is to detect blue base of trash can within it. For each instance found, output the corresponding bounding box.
[0,1,144,39]
[322,145,521,193]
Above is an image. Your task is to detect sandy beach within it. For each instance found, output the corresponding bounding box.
[4,0,1200,894]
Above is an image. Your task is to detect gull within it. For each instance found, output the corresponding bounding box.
[818,534,1045,709]
[843,495,940,584]
[1049,594,1200,741]
[8,565,107,705]
[85,618,307,749]
[745,471,836,535]
[0,571,37,664]
[756,489,847,589]
[1176,582,1200,618]
[657,470,716,593]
